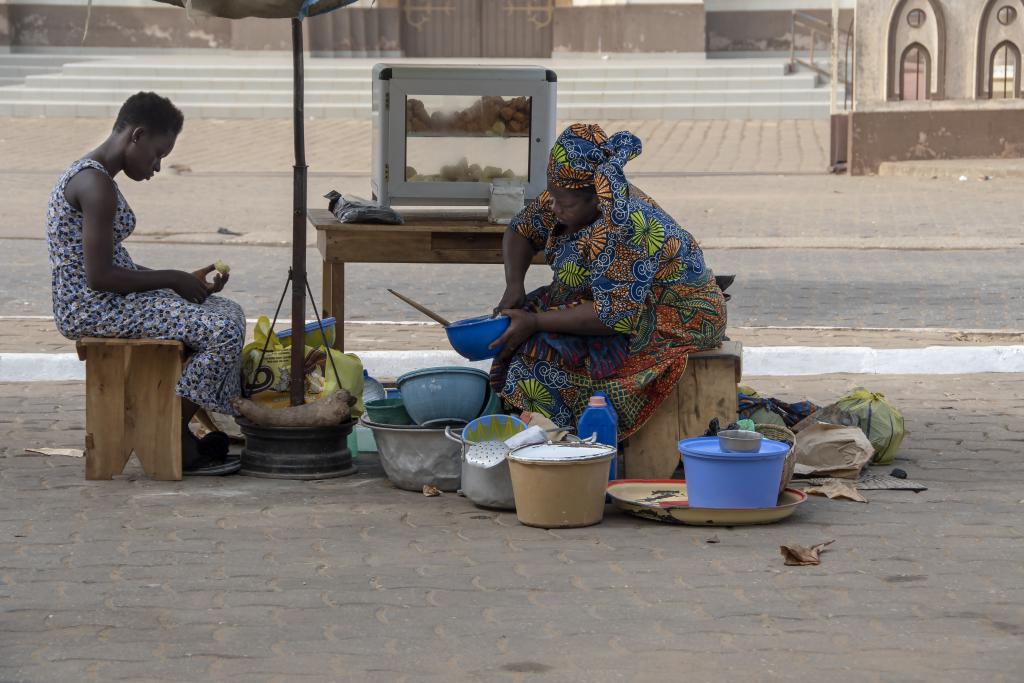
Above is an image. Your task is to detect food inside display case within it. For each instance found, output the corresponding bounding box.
[406,95,532,136]
[372,64,556,206]
[404,94,530,183]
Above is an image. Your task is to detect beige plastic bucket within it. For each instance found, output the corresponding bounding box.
[507,443,616,528]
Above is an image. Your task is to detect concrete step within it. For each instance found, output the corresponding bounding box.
[0,86,369,104]
[0,56,827,119]
[56,60,790,80]
[0,99,828,120]
[0,84,825,107]
[23,73,370,91]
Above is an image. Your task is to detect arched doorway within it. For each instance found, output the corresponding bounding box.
[886,0,946,101]
[989,40,1022,98]
[900,43,931,100]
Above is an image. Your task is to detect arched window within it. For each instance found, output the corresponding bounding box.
[977,1,1024,98]
[886,0,946,101]
[989,40,1022,98]
[901,43,931,101]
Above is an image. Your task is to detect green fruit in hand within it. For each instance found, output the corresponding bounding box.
[214,260,230,275]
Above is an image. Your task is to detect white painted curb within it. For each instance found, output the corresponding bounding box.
[2,345,1024,382]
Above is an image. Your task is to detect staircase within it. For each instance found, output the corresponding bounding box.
[0,55,829,120]
[0,53,77,88]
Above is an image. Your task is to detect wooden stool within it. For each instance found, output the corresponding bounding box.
[76,338,184,481]
[621,341,742,479]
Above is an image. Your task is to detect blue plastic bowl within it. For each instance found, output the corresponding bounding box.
[679,436,790,509]
[445,315,511,361]
[397,367,492,426]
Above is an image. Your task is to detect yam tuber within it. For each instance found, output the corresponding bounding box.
[232,389,356,428]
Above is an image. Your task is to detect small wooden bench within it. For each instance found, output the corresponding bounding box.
[621,341,742,479]
[77,338,185,481]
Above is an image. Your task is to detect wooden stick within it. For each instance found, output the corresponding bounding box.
[387,289,451,327]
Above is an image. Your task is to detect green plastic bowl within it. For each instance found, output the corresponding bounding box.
[364,398,413,426]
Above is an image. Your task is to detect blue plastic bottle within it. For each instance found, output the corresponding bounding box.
[577,394,619,483]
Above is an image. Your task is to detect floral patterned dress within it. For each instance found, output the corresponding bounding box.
[47,158,246,415]
[491,124,726,439]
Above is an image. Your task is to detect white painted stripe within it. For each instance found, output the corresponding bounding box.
[4,345,1024,382]
[0,353,85,382]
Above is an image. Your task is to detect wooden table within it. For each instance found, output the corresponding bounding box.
[309,208,544,350]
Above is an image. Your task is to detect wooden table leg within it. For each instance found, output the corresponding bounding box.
[323,261,345,351]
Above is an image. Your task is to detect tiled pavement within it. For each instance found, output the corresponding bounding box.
[1,374,1022,681]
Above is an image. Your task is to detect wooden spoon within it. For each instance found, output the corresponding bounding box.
[387,289,451,327]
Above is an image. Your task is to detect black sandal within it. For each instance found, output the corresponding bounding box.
[183,432,240,476]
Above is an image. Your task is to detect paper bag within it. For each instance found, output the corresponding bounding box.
[792,422,874,479]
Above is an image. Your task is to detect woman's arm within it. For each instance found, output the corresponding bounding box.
[494,226,536,313]
[72,170,212,304]
[491,301,616,361]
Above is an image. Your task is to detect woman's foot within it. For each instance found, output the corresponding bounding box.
[182,428,239,476]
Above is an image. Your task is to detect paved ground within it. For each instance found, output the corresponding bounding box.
[1,374,1022,682]
[4,117,1023,250]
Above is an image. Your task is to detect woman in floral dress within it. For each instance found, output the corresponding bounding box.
[491,123,727,439]
[47,92,245,473]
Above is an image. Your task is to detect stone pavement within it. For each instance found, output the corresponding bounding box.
[5,117,1024,249]
[0,118,829,176]
[1,374,1022,682]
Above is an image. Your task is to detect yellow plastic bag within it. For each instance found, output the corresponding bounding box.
[242,316,364,416]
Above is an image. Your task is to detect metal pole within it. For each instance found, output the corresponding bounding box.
[289,17,307,407]
[789,12,796,73]
[830,0,840,115]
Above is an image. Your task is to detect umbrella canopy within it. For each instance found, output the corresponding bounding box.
[152,0,357,20]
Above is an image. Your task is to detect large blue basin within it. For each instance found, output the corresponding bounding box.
[397,367,492,426]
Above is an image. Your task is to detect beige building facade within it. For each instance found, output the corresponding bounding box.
[0,0,852,56]
[848,0,1024,174]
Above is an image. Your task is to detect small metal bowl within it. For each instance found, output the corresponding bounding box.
[718,429,763,453]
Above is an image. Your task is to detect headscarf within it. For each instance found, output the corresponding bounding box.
[546,123,642,229]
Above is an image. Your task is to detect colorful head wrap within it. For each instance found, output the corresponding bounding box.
[546,123,642,228]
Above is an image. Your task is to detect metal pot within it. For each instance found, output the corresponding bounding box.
[360,415,461,492]
[445,427,516,510]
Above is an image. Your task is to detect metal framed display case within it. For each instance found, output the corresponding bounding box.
[371,64,557,207]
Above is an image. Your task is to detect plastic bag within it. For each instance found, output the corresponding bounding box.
[834,388,905,465]
[488,180,525,224]
[325,191,404,225]
[242,316,365,416]
[738,385,819,428]
[792,422,874,479]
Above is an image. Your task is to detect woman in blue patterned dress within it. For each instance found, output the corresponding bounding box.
[491,123,727,438]
[47,92,246,473]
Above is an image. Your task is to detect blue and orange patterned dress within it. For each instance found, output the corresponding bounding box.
[491,124,726,438]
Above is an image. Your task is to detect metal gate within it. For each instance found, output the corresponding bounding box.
[400,0,553,58]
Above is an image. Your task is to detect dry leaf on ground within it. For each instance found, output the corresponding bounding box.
[780,539,835,566]
[806,479,868,503]
[23,448,84,458]
[422,485,441,497]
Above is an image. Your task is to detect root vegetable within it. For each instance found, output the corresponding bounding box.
[232,389,356,428]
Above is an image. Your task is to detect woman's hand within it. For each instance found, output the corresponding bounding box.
[493,283,526,317]
[192,264,229,294]
[170,271,211,304]
[491,308,538,361]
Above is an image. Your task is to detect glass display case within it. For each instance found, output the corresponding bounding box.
[372,64,557,207]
